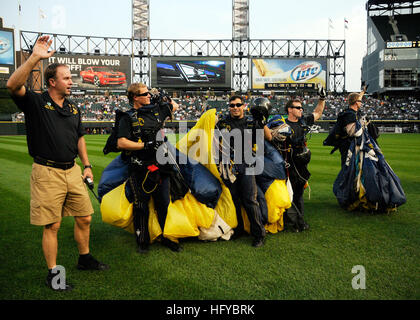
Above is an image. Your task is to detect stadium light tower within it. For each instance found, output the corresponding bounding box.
[132,0,150,84]
[232,0,249,93]
[132,0,149,40]
[233,0,249,40]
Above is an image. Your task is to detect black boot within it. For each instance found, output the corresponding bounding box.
[299,222,310,232]
[136,230,149,254]
[231,228,245,240]
[161,237,182,252]
[252,237,264,247]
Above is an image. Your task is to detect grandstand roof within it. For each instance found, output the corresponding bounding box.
[367,0,419,6]
[367,0,420,15]
[371,13,420,41]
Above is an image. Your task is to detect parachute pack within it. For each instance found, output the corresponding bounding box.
[323,109,380,154]
[103,109,135,155]
[323,121,344,154]
[103,107,159,155]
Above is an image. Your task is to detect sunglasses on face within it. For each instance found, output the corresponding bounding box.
[229,103,243,108]
[291,106,303,110]
[135,91,151,97]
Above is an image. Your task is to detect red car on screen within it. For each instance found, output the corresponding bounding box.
[80,66,126,86]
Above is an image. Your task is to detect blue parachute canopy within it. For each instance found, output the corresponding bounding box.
[97,155,130,202]
[333,128,406,212]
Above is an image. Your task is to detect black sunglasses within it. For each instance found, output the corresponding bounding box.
[229,103,243,108]
[135,91,151,97]
[291,106,303,110]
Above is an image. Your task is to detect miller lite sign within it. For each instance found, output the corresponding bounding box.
[290,61,322,82]
[251,58,327,90]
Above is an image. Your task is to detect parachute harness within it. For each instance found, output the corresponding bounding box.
[281,121,317,201]
[142,165,159,194]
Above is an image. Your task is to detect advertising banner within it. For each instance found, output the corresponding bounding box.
[151,57,231,89]
[0,29,15,76]
[251,58,327,90]
[44,54,131,91]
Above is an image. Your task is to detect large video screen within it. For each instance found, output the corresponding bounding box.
[151,57,231,89]
[0,29,15,76]
[251,58,328,90]
[43,54,131,91]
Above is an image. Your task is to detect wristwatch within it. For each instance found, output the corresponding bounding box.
[84,164,92,169]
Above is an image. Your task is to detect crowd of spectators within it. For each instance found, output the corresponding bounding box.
[73,94,131,121]
[322,95,420,120]
[189,94,420,121]
[11,92,420,123]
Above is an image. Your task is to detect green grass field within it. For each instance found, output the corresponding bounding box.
[0,133,419,300]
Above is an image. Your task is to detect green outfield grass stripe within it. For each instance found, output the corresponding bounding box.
[0,136,28,144]
[0,140,31,152]
[0,184,30,225]
[0,135,27,140]
[78,148,111,159]
[0,156,32,183]
[0,141,28,149]
[81,141,109,148]
[0,147,32,166]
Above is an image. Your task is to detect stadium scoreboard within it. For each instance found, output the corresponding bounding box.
[386,41,420,49]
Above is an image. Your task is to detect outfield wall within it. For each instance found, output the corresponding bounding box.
[318,120,420,133]
[0,120,199,135]
[1,120,419,135]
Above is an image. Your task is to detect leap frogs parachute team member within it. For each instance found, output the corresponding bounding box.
[216,95,272,247]
[116,83,181,253]
[324,86,405,212]
[7,36,109,292]
[279,85,326,232]
[326,85,379,167]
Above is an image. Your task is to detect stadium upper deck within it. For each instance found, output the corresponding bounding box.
[362,1,420,95]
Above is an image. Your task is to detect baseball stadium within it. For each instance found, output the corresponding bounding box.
[0,0,419,309]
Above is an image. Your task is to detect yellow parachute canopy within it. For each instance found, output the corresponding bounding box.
[100,109,291,242]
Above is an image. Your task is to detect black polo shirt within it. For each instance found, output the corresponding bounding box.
[217,114,255,164]
[285,114,315,148]
[117,103,172,161]
[11,88,84,162]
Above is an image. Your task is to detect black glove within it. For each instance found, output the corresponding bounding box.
[251,110,267,128]
[143,140,162,152]
[318,84,326,100]
[257,116,267,128]
[362,84,369,93]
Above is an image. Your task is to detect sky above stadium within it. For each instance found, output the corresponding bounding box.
[1,0,367,91]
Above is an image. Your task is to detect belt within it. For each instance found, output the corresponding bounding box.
[34,156,75,170]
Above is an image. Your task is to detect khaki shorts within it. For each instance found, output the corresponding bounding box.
[30,163,94,226]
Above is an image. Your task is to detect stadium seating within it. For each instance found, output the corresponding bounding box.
[11,94,420,123]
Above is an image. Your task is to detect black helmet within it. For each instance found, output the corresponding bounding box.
[250,97,272,121]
